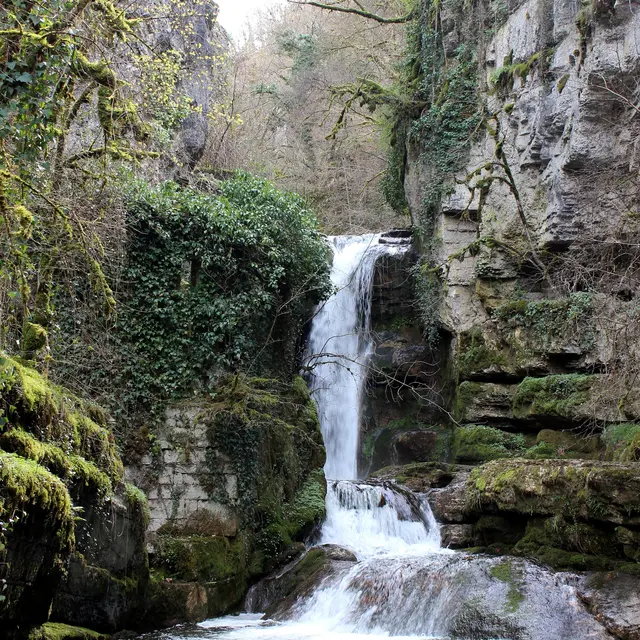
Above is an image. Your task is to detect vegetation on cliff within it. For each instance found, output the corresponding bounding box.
[0,355,149,634]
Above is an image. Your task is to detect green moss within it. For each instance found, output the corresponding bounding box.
[490,49,554,95]
[0,429,112,496]
[513,519,615,571]
[504,102,515,114]
[602,423,640,461]
[468,459,640,533]
[153,534,247,583]
[457,329,507,379]
[288,469,326,537]
[453,381,483,421]
[557,74,569,93]
[489,561,525,612]
[512,374,594,420]
[453,425,525,463]
[494,293,594,354]
[125,482,150,528]
[22,321,48,356]
[0,451,74,550]
[28,622,110,640]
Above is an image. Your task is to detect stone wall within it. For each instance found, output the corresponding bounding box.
[126,375,327,626]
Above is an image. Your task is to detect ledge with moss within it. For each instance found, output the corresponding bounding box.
[140,374,327,621]
[27,623,111,640]
[467,458,640,524]
[0,355,149,635]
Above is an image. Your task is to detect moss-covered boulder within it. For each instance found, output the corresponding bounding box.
[468,459,640,524]
[27,623,111,640]
[0,355,149,635]
[463,459,640,570]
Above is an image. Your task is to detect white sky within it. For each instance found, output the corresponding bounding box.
[217,0,287,41]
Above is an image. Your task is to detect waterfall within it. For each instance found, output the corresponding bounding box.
[164,234,611,640]
[304,234,406,480]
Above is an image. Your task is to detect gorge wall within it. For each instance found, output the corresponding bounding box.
[364,0,640,606]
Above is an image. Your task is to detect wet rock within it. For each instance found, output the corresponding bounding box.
[143,581,208,628]
[371,248,418,324]
[393,430,439,464]
[317,544,358,562]
[247,547,337,617]
[441,524,475,549]
[429,471,472,524]
[270,552,611,640]
[579,572,640,640]
[371,462,462,492]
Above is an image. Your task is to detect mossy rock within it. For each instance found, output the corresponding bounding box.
[453,425,526,463]
[371,461,461,491]
[151,374,326,600]
[457,329,509,380]
[0,355,123,484]
[493,294,594,355]
[523,428,603,460]
[453,381,516,424]
[27,623,110,640]
[152,534,247,583]
[512,374,595,423]
[512,519,617,571]
[468,459,640,526]
[0,355,147,632]
[262,547,334,618]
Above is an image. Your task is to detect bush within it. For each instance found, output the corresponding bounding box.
[52,173,332,442]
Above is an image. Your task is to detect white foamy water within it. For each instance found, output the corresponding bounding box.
[318,480,442,558]
[303,235,406,480]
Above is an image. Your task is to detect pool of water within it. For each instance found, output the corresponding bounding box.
[141,614,446,640]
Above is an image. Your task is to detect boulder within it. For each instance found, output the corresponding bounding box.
[392,430,439,464]
[579,572,640,640]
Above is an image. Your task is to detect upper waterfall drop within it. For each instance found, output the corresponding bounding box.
[304,234,407,481]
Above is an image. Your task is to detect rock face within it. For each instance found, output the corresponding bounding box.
[126,375,327,625]
[0,356,149,637]
[579,572,640,640]
[415,458,640,571]
[397,0,640,429]
[360,237,454,474]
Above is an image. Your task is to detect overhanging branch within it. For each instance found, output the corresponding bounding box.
[287,0,415,24]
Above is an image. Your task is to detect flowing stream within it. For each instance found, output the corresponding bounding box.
[150,235,611,640]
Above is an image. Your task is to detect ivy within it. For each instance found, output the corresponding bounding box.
[52,173,331,442]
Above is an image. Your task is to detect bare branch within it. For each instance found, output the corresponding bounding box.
[287,0,415,24]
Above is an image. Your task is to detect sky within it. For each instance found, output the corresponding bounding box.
[216,0,287,41]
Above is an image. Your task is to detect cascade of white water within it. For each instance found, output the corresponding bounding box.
[318,480,440,558]
[304,235,405,481]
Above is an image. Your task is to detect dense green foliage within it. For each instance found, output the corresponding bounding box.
[122,173,330,400]
[53,173,331,439]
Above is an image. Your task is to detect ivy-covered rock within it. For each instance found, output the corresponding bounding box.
[53,173,331,447]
